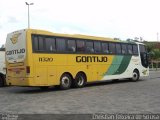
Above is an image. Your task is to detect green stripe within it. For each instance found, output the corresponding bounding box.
[105,56,123,75]
[113,55,132,75]
[103,55,132,76]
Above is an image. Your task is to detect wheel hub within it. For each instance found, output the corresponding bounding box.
[62,76,70,87]
[133,73,138,80]
[77,77,84,86]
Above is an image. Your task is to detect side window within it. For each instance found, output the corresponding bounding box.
[109,43,116,54]
[77,40,85,52]
[102,42,109,53]
[32,35,44,52]
[67,39,76,52]
[32,35,38,51]
[38,36,44,51]
[121,44,127,54]
[133,45,138,55]
[56,38,66,52]
[45,37,56,52]
[116,43,122,54]
[86,41,94,53]
[128,44,133,54]
[94,41,101,53]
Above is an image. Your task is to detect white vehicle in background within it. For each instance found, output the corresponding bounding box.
[0,51,6,87]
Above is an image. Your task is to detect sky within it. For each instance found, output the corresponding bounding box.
[0,0,160,46]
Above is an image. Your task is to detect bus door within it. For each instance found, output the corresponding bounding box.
[139,45,149,68]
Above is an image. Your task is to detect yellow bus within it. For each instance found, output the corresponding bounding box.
[5,29,149,90]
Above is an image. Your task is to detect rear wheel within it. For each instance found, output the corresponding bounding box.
[131,70,139,82]
[73,73,86,88]
[60,74,72,90]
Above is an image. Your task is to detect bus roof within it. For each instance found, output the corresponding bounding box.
[10,29,138,44]
[28,29,116,41]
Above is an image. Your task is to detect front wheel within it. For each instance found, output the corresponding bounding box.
[60,74,72,90]
[73,73,86,88]
[131,70,139,82]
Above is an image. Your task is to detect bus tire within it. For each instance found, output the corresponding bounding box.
[0,75,5,87]
[131,70,139,82]
[60,73,72,90]
[74,73,86,88]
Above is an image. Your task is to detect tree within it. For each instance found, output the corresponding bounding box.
[145,42,155,53]
[152,49,160,60]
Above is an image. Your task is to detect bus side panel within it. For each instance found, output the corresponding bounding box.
[96,55,115,80]
[48,66,58,85]
[32,54,67,86]
[101,55,148,80]
[34,67,48,85]
[66,54,115,82]
[66,54,95,82]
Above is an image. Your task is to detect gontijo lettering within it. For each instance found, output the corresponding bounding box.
[6,48,25,55]
[76,56,107,62]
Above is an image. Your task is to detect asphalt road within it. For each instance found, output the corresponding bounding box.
[0,71,160,115]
